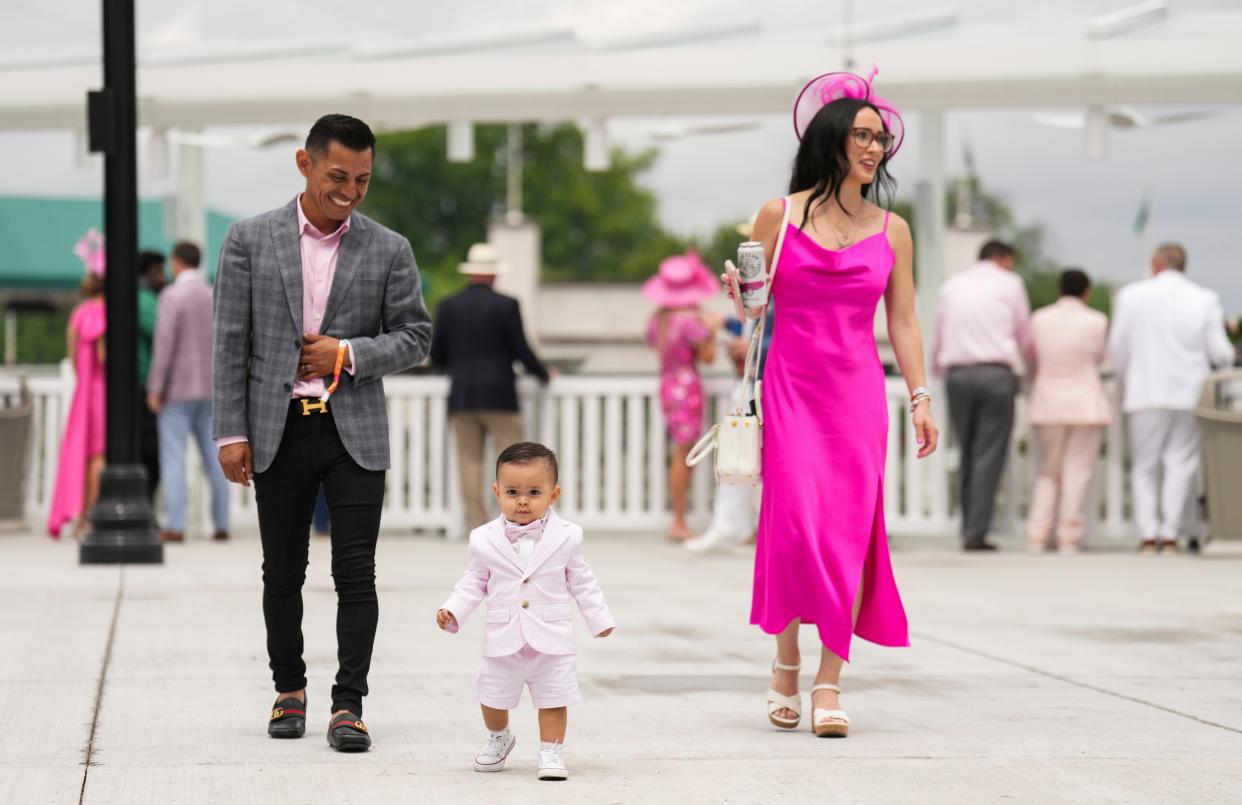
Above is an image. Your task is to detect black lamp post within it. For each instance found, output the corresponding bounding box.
[80,0,162,564]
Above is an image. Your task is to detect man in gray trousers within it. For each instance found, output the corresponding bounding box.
[213,114,432,749]
[933,241,1034,551]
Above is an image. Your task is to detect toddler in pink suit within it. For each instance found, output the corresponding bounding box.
[437,442,615,781]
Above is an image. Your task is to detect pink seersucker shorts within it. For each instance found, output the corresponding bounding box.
[476,645,581,710]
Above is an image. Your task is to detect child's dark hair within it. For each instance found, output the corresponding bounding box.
[496,441,559,483]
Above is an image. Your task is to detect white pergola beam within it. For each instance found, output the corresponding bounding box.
[1087,1,1168,40]
[586,20,762,51]
[5,70,1240,133]
[3,31,1242,132]
[826,7,960,46]
[353,25,576,61]
[582,118,609,171]
[447,121,475,162]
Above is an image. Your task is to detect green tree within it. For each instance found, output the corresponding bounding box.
[366,125,1091,318]
[690,221,746,283]
[523,126,684,283]
[0,306,71,364]
[365,124,684,311]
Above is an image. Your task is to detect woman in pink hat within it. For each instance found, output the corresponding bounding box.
[726,69,940,737]
[644,252,722,541]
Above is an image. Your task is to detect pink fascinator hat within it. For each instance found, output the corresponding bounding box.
[793,66,905,156]
[643,252,718,309]
[74,228,106,278]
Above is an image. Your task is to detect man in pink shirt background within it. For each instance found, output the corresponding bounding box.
[146,241,229,543]
[933,240,1034,551]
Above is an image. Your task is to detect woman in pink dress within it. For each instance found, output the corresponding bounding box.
[728,70,940,737]
[644,253,721,541]
[47,231,108,538]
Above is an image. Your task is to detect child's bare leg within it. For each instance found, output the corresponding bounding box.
[481,704,509,732]
[537,707,567,743]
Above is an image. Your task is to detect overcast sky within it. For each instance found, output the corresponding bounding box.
[3,0,1240,313]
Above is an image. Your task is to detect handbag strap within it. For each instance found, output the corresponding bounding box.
[734,197,792,416]
[684,424,719,467]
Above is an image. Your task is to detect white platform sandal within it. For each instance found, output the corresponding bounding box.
[767,660,802,729]
[810,683,850,738]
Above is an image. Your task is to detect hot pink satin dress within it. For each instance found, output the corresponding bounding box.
[750,209,909,660]
[47,298,107,538]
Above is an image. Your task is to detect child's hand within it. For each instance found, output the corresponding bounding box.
[435,609,457,631]
[595,627,614,638]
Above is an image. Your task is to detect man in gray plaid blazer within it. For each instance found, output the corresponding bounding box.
[212,114,431,751]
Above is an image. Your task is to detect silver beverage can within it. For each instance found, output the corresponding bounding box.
[736,241,769,309]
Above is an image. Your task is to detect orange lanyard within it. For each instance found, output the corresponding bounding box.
[320,341,349,402]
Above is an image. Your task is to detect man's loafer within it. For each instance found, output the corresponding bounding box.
[268,696,307,739]
[327,712,371,752]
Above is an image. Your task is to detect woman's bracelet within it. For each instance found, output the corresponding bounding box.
[909,385,929,401]
[909,393,932,413]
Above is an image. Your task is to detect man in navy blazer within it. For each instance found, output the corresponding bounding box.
[430,243,551,531]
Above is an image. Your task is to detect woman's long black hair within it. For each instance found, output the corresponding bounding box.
[788,97,897,230]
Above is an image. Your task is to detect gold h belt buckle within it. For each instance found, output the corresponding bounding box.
[300,398,327,416]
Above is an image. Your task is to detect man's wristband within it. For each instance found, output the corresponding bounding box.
[320,339,350,402]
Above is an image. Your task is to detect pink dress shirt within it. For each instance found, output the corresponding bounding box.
[292,195,355,400]
[217,196,357,448]
[148,269,214,403]
[933,260,1034,377]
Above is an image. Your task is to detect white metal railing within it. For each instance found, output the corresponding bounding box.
[1,365,1145,543]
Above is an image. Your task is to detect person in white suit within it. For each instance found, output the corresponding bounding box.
[1109,244,1236,553]
[437,442,615,780]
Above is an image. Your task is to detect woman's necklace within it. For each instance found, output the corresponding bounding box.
[813,207,860,249]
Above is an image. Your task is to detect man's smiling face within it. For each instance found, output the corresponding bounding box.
[296,139,372,230]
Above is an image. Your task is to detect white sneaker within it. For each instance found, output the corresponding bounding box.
[685,528,745,553]
[474,731,515,772]
[537,743,568,780]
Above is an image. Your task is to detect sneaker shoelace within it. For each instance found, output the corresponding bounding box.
[539,743,564,766]
[482,733,510,758]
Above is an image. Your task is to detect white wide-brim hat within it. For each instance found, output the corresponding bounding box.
[458,242,509,275]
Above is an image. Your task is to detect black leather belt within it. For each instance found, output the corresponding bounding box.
[292,398,330,416]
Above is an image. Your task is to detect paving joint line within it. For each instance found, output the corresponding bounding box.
[79,566,124,805]
[912,629,1242,736]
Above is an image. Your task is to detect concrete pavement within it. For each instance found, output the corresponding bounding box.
[2,530,1241,804]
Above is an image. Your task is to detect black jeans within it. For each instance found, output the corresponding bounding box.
[946,364,1017,546]
[254,401,386,716]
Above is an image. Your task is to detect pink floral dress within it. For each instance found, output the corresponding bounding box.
[646,310,711,446]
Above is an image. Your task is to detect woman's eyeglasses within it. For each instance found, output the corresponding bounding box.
[851,128,895,153]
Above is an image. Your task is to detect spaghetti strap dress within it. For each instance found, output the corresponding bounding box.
[750,206,909,660]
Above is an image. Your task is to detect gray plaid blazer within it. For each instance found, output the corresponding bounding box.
[212,198,432,473]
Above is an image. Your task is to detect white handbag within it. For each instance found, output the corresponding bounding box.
[685,197,791,486]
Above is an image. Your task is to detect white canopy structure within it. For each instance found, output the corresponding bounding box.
[3,6,1242,129]
[4,1,1242,321]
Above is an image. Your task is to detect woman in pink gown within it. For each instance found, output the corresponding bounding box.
[732,71,940,737]
[48,233,108,538]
